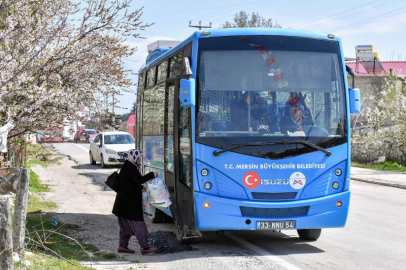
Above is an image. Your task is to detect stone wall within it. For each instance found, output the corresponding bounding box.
[351,140,406,163]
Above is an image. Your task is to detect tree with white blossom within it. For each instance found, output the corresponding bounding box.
[0,0,151,141]
[367,75,406,152]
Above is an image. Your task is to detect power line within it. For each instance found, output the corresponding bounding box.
[329,6,406,32]
[198,0,250,21]
[145,3,246,15]
[302,0,401,30]
[189,20,213,30]
[173,0,252,39]
[292,0,383,29]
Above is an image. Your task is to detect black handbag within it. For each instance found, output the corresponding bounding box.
[105,169,120,192]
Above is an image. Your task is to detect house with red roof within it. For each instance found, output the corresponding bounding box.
[127,114,136,138]
[346,61,406,77]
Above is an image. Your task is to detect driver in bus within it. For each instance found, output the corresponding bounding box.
[280,92,314,133]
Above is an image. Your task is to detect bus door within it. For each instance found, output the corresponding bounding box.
[165,77,197,240]
[164,81,179,223]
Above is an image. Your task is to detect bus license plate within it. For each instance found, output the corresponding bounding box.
[257,221,296,230]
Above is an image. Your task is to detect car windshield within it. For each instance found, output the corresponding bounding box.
[104,134,135,144]
[197,36,347,159]
[86,130,97,134]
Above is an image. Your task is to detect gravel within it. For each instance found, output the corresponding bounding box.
[148,231,195,254]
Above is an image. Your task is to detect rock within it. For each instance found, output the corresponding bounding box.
[23,260,32,267]
[13,253,20,263]
[375,156,386,163]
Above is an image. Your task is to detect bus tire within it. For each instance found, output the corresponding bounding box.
[297,229,322,241]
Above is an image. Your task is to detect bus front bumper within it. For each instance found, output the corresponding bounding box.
[194,191,350,230]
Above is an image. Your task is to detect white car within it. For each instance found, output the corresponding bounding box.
[89,131,135,168]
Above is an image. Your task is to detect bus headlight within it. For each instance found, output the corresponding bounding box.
[201,169,209,176]
[204,182,212,190]
[332,182,339,189]
[334,169,342,176]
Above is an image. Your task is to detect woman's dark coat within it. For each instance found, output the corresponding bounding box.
[112,160,155,221]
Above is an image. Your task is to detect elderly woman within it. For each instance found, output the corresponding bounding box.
[112,149,158,255]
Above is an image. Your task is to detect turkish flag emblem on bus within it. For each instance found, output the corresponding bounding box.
[243,172,260,189]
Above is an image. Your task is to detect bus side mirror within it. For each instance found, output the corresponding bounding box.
[180,78,195,107]
[349,88,361,115]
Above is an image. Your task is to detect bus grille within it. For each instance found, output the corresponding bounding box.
[252,192,297,200]
[240,206,310,218]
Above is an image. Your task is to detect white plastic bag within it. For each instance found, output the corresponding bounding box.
[142,189,155,218]
[146,174,172,208]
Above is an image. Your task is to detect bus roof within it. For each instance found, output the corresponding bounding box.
[139,28,341,73]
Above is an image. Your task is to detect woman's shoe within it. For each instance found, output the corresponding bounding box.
[118,246,135,253]
[140,247,157,255]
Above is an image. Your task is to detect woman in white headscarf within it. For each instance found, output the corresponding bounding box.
[112,149,158,255]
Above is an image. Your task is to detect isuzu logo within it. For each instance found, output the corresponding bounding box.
[243,171,260,189]
[242,171,307,190]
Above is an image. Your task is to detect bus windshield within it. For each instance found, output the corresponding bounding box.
[197,36,347,159]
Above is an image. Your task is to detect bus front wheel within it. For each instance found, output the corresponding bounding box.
[297,229,321,241]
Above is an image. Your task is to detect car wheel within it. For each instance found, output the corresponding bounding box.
[89,152,96,165]
[101,154,107,168]
[86,138,90,143]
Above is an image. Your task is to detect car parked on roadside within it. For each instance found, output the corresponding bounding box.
[74,129,97,143]
[89,131,135,168]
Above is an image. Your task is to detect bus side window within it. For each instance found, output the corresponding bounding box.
[169,51,183,78]
[165,85,175,173]
[179,107,191,187]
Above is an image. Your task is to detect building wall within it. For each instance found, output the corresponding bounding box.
[127,124,135,138]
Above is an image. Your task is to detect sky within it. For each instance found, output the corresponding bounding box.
[115,0,406,114]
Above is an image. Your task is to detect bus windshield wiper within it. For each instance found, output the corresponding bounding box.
[213,140,331,157]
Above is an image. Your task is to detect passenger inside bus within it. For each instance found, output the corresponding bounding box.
[229,91,268,132]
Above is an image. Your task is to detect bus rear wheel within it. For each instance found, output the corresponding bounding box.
[297,229,321,241]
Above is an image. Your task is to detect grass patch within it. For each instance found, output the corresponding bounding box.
[27,194,57,213]
[352,161,406,172]
[29,169,50,193]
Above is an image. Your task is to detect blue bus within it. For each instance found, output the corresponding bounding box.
[136,28,360,242]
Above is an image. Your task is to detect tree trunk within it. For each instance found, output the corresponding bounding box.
[0,196,14,270]
[13,168,30,252]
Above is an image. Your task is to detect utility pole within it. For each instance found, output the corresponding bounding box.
[189,20,212,30]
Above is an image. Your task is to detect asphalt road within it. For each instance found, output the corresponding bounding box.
[49,142,406,270]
